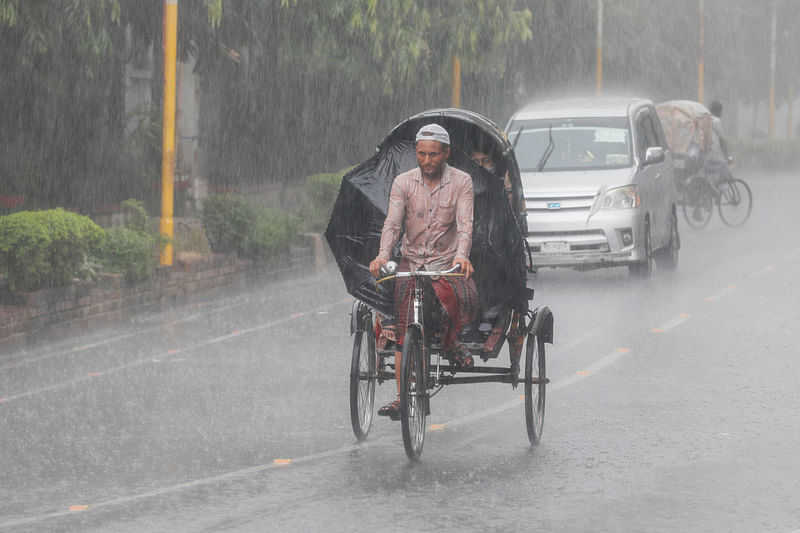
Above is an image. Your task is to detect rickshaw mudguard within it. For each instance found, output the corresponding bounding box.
[350,300,371,336]
[530,305,554,345]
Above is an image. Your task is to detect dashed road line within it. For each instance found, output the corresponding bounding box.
[705,285,736,302]
[748,265,774,278]
[4,251,799,528]
[651,313,691,333]
[0,298,352,404]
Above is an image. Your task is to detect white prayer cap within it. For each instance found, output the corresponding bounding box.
[415,123,450,145]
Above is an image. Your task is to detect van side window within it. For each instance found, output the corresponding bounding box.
[642,114,659,150]
[635,114,649,160]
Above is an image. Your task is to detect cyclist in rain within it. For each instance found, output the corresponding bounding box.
[706,99,733,190]
[369,123,478,420]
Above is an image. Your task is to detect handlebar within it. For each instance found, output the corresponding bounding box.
[375,263,463,285]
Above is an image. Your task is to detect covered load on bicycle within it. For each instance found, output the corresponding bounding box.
[656,100,714,185]
[325,108,532,352]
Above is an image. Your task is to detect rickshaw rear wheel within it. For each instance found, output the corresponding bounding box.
[681,175,714,229]
[400,327,427,460]
[524,333,546,445]
[349,312,376,441]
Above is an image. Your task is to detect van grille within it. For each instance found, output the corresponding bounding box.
[526,192,597,213]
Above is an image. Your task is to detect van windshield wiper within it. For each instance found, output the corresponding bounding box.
[536,124,554,172]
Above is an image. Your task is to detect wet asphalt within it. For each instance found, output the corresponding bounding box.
[1,173,799,532]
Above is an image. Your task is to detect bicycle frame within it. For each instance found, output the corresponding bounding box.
[374,265,550,387]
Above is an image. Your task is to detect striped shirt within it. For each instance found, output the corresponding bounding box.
[377,163,474,271]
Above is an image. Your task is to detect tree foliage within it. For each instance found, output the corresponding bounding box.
[0,0,797,210]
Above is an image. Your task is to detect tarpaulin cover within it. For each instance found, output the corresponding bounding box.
[324,111,528,319]
[656,100,713,155]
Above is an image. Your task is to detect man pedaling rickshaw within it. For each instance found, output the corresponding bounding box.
[369,123,479,421]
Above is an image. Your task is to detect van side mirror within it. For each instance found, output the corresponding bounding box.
[644,146,665,166]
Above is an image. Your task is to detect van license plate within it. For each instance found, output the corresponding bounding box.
[541,241,570,253]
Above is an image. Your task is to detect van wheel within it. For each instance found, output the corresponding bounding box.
[655,211,679,271]
[629,220,652,278]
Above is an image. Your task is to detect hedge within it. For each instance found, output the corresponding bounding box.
[201,194,299,260]
[93,199,158,283]
[727,139,800,172]
[0,209,105,290]
[297,168,349,232]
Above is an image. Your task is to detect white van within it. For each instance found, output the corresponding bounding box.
[506,97,680,276]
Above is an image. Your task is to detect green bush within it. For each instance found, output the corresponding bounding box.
[201,194,300,260]
[200,194,254,255]
[244,208,300,259]
[297,168,349,232]
[93,199,158,284]
[0,209,104,290]
[96,226,154,283]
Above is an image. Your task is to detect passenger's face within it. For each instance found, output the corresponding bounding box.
[416,140,450,181]
[471,151,494,170]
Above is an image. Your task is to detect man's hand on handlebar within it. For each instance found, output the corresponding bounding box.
[369,257,386,279]
[453,257,474,280]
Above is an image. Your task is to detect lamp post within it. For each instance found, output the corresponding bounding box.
[596,0,603,97]
[769,0,776,140]
[698,0,704,104]
[451,54,461,108]
[160,0,178,265]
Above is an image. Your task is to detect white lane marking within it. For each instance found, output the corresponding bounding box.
[651,313,691,333]
[748,265,774,278]
[0,284,347,372]
[0,342,636,529]
[0,298,352,404]
[705,285,736,302]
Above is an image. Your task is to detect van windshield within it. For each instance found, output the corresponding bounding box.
[508,116,632,172]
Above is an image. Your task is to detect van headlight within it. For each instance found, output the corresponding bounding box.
[600,185,640,209]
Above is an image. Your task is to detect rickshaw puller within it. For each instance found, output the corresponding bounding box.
[369,123,479,420]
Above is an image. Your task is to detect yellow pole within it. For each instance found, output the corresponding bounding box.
[788,82,794,140]
[698,0,704,104]
[160,0,178,265]
[596,0,603,97]
[451,55,461,108]
[769,0,776,140]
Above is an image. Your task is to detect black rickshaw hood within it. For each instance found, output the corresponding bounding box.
[325,108,529,319]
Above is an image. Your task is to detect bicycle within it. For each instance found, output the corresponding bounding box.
[349,261,552,461]
[681,166,752,229]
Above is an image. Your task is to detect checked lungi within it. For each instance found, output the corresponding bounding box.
[393,258,478,350]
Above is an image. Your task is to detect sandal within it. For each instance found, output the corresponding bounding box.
[451,353,474,371]
[378,399,401,421]
[447,343,474,371]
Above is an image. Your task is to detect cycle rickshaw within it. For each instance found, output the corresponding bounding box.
[656,100,752,228]
[325,108,554,460]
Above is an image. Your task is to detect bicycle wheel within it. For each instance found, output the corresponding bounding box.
[717,178,752,227]
[524,333,546,445]
[400,326,427,460]
[349,312,376,441]
[681,175,713,229]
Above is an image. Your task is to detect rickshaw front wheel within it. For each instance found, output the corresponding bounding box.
[717,178,752,227]
[400,327,427,461]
